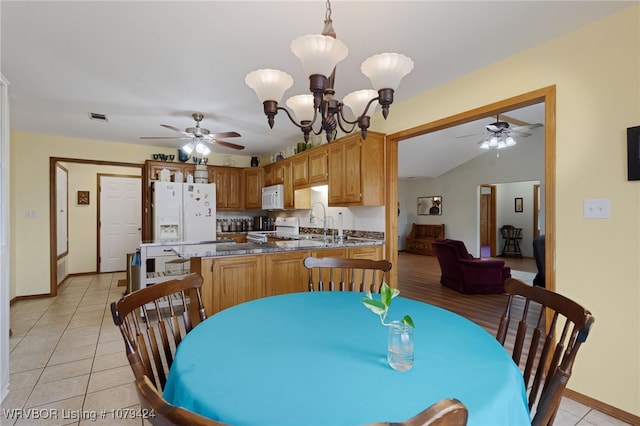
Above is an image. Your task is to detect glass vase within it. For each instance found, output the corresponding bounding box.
[387,320,414,371]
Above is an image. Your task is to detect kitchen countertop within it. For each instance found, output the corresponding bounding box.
[175,237,384,258]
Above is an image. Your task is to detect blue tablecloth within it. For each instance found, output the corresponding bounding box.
[164,292,530,426]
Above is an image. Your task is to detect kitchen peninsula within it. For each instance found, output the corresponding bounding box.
[187,237,384,315]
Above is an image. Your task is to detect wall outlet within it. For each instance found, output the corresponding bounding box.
[583,199,610,219]
[25,209,37,219]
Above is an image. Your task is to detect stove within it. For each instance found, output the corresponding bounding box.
[246,217,299,243]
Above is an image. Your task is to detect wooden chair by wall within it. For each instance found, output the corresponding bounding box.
[303,257,392,292]
[111,273,207,391]
[367,398,468,426]
[135,375,227,426]
[496,278,595,426]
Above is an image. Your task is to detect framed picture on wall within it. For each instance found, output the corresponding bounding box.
[515,197,523,213]
[418,196,442,215]
[77,191,90,205]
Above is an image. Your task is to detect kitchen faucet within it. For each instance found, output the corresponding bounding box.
[310,202,329,237]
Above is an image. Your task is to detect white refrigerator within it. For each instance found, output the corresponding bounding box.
[153,182,216,241]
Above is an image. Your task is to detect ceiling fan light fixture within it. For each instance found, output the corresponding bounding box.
[182,142,195,155]
[245,0,412,142]
[505,136,516,147]
[195,142,211,156]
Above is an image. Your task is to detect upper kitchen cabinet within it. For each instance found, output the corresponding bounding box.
[243,167,263,210]
[328,131,385,206]
[210,166,243,210]
[292,146,328,189]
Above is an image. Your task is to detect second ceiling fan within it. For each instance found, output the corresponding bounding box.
[141,113,244,151]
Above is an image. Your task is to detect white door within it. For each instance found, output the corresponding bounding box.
[99,175,142,272]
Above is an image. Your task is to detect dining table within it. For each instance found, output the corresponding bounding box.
[163,291,530,426]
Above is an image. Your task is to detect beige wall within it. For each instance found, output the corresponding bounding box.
[9,5,639,417]
[9,133,250,298]
[375,5,640,416]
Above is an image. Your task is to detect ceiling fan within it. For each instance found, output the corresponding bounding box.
[457,114,543,150]
[141,113,244,151]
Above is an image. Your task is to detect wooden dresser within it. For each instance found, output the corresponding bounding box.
[405,223,445,256]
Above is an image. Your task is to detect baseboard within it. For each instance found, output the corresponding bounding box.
[564,388,640,425]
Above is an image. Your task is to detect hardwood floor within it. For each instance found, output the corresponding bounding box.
[396,251,528,335]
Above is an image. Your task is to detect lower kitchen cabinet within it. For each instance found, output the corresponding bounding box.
[192,245,384,314]
[264,251,309,296]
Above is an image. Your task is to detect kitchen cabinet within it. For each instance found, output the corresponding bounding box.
[243,167,263,209]
[292,154,309,188]
[349,245,383,260]
[192,255,265,315]
[308,146,328,185]
[292,147,328,189]
[192,244,384,314]
[264,251,309,296]
[210,166,243,210]
[328,131,385,206]
[222,233,247,243]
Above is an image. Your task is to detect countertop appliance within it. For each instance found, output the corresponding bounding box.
[262,184,284,210]
[153,182,216,242]
[246,217,299,243]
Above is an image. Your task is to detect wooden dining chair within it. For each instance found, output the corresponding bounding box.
[303,256,392,292]
[135,374,228,426]
[367,398,468,426]
[496,278,595,426]
[111,273,207,391]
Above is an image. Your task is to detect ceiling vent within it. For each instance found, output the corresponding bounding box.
[88,112,108,122]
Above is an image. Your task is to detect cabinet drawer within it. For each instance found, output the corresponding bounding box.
[143,245,179,257]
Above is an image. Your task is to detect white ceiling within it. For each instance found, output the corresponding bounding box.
[1,1,633,177]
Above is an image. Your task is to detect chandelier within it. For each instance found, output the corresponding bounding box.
[245,0,413,143]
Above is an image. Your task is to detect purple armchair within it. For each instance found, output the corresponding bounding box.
[432,239,511,294]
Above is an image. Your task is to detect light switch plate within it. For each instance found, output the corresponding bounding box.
[583,198,610,219]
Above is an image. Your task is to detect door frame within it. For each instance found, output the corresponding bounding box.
[479,184,497,257]
[385,85,556,291]
[97,173,142,273]
[48,158,143,296]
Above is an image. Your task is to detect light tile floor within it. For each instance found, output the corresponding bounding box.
[3,273,633,426]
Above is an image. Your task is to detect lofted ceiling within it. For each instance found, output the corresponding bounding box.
[1,1,633,177]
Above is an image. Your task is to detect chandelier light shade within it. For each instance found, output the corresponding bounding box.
[361,53,414,91]
[291,35,348,78]
[342,89,378,120]
[245,69,294,103]
[245,0,413,143]
[286,94,315,123]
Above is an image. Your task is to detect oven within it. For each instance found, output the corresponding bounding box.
[246,217,299,243]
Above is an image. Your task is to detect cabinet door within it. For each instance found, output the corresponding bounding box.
[271,162,285,185]
[212,255,265,314]
[212,167,228,208]
[308,147,328,185]
[244,168,263,209]
[263,164,274,187]
[327,144,344,204]
[291,155,309,188]
[282,159,295,209]
[227,168,243,209]
[343,138,362,203]
[264,251,309,296]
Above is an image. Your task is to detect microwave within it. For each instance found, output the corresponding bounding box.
[262,184,284,210]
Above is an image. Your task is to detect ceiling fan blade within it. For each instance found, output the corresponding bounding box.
[160,124,192,137]
[214,140,245,150]
[509,131,532,137]
[140,136,193,140]
[510,123,543,132]
[210,131,241,139]
[486,124,502,132]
